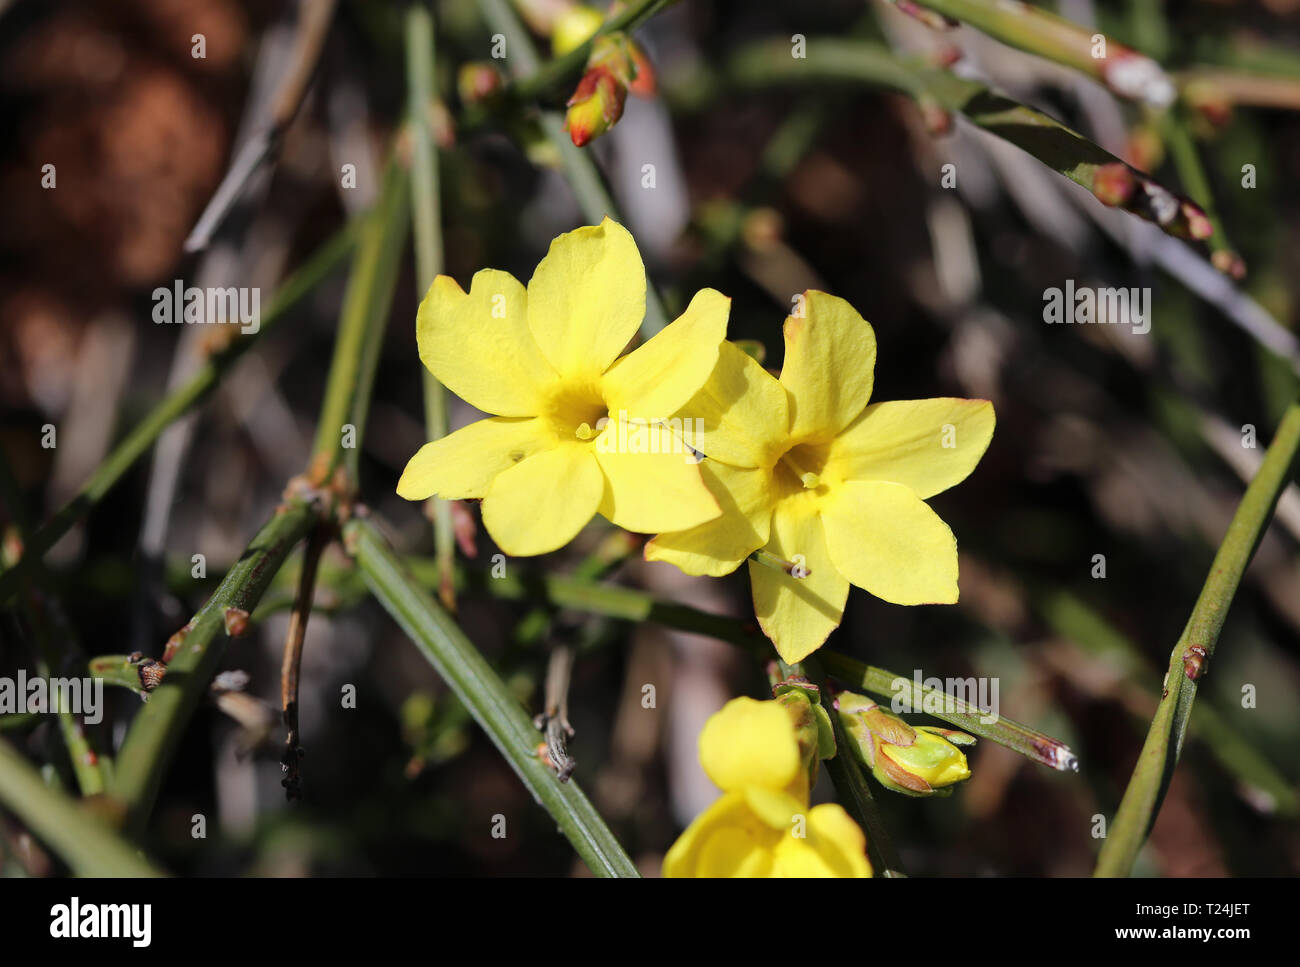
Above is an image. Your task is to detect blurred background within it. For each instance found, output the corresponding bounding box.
[1,0,1299,876]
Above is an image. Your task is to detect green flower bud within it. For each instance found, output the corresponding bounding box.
[835,690,975,797]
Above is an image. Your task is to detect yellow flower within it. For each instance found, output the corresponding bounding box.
[663,697,871,878]
[662,788,872,877]
[646,290,995,663]
[398,219,727,555]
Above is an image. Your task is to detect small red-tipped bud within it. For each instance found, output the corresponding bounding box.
[457,62,503,105]
[565,66,626,146]
[1211,249,1246,280]
[1092,162,1137,208]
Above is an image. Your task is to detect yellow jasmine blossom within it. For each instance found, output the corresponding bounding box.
[398,218,727,555]
[663,697,872,878]
[646,290,995,664]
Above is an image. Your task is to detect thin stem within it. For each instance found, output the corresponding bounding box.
[819,652,1079,772]
[279,522,329,801]
[311,161,411,484]
[476,0,670,336]
[0,221,357,607]
[0,736,163,876]
[1095,396,1300,877]
[909,0,1174,106]
[800,656,904,875]
[344,515,639,877]
[405,4,457,611]
[1160,106,1243,277]
[724,39,1212,242]
[112,497,319,831]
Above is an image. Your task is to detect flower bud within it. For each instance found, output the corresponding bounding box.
[835,690,974,797]
[457,63,503,106]
[564,65,626,146]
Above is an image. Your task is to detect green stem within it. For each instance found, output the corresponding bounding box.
[910,0,1173,105]
[1037,589,1296,816]
[344,516,639,877]
[311,162,411,483]
[0,222,357,607]
[1160,106,1242,275]
[112,498,318,830]
[799,656,905,875]
[723,39,1211,241]
[477,0,670,336]
[819,652,1079,772]
[405,5,456,610]
[0,737,162,876]
[1095,397,1300,877]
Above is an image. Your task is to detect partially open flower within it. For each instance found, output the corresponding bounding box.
[836,690,975,797]
[663,695,871,877]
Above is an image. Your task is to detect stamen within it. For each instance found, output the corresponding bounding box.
[780,452,822,489]
[750,548,811,579]
[575,422,594,441]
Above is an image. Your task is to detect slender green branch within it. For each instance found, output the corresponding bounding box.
[406,5,457,610]
[1159,107,1243,277]
[0,736,163,876]
[908,0,1174,105]
[311,163,410,484]
[476,0,670,335]
[799,656,904,875]
[112,498,319,830]
[723,39,1212,242]
[0,222,357,607]
[819,651,1079,772]
[343,516,640,878]
[1096,397,1300,877]
[1037,590,1297,817]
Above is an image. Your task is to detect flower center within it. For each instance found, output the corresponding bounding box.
[774,442,829,495]
[544,383,608,444]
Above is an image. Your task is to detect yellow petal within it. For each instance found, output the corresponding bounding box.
[644,461,775,576]
[480,443,603,555]
[748,498,848,664]
[592,420,719,533]
[417,271,556,417]
[820,480,959,605]
[662,791,776,878]
[676,341,789,469]
[698,697,802,793]
[601,288,730,419]
[780,290,876,441]
[526,218,645,380]
[770,804,872,878]
[826,398,995,499]
[397,417,547,500]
